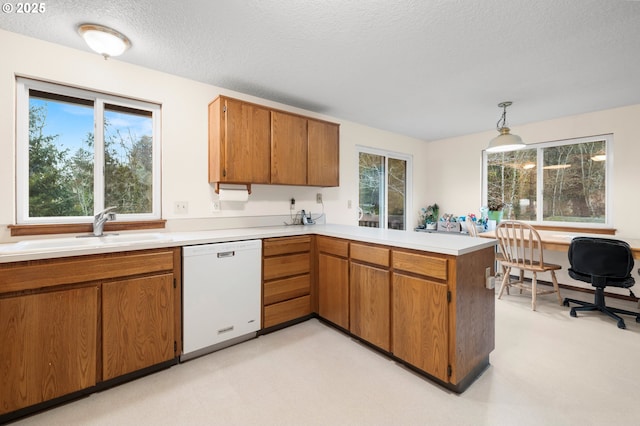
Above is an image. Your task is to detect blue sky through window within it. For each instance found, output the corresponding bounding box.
[30,98,93,154]
[30,98,153,159]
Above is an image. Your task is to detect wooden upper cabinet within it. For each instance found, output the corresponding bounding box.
[209,96,271,184]
[271,111,308,185]
[308,119,339,187]
[209,95,339,187]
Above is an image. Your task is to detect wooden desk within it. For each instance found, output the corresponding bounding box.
[479,229,640,259]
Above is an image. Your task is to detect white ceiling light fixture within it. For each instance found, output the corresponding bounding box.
[78,24,131,59]
[486,101,526,153]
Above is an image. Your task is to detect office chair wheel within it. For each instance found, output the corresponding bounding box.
[563,299,569,307]
[617,320,626,329]
[570,308,577,318]
[636,317,640,323]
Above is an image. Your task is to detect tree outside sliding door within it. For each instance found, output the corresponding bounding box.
[358,147,410,230]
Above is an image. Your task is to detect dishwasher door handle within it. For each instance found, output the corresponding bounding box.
[217,250,235,258]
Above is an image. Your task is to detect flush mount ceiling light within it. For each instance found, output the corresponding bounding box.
[78,24,131,59]
[486,101,526,153]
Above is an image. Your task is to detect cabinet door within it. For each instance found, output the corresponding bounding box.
[349,262,390,351]
[0,287,98,415]
[308,119,339,187]
[392,273,449,382]
[271,111,307,185]
[318,253,349,329]
[102,274,174,380]
[209,97,271,184]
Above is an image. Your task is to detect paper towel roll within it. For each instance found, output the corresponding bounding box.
[218,188,249,202]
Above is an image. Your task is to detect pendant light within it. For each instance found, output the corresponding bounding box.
[78,24,131,59]
[486,101,525,152]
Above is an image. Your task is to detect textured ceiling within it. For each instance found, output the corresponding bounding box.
[2,0,640,141]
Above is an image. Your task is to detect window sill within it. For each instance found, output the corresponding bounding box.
[532,224,615,235]
[8,220,166,237]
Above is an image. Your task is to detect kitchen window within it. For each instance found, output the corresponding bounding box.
[482,134,611,226]
[357,146,412,230]
[16,78,161,225]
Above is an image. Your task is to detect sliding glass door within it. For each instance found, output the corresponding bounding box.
[358,147,410,230]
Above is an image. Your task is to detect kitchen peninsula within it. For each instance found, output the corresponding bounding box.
[0,224,497,422]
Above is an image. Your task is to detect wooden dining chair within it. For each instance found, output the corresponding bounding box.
[466,217,479,237]
[495,220,563,310]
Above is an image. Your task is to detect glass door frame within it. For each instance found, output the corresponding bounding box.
[356,145,413,230]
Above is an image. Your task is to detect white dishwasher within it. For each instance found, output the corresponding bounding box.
[181,239,261,361]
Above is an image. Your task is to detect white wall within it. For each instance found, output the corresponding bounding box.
[0,29,430,242]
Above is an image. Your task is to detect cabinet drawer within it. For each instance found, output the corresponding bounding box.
[263,253,310,281]
[317,236,349,258]
[350,243,390,267]
[263,236,311,256]
[392,250,448,281]
[0,249,176,294]
[264,274,310,305]
[263,295,311,328]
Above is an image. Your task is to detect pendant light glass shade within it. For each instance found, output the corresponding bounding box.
[78,24,131,58]
[486,102,525,152]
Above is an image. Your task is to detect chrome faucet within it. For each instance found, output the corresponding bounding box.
[93,206,117,236]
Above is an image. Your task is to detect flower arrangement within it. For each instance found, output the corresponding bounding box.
[469,211,488,230]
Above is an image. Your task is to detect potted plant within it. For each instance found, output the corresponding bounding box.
[487,200,504,223]
[420,203,439,230]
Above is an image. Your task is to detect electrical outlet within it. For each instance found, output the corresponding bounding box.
[347,200,352,209]
[316,193,323,204]
[174,201,188,214]
[290,198,295,210]
[212,200,220,212]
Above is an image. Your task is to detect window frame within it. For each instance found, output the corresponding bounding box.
[356,145,413,230]
[16,77,162,225]
[482,134,613,228]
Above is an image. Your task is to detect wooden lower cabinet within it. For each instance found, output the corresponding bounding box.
[0,248,180,421]
[316,239,495,391]
[392,273,449,381]
[262,236,312,328]
[102,274,175,380]
[318,252,349,329]
[0,287,98,415]
[349,262,390,351]
[264,295,311,328]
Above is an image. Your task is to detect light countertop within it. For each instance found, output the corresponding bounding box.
[0,224,497,263]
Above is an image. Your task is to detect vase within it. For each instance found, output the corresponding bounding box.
[487,210,503,223]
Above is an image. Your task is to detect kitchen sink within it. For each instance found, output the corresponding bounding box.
[0,232,173,254]
[91,232,173,243]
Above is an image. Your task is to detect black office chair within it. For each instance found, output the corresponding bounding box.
[563,237,640,329]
